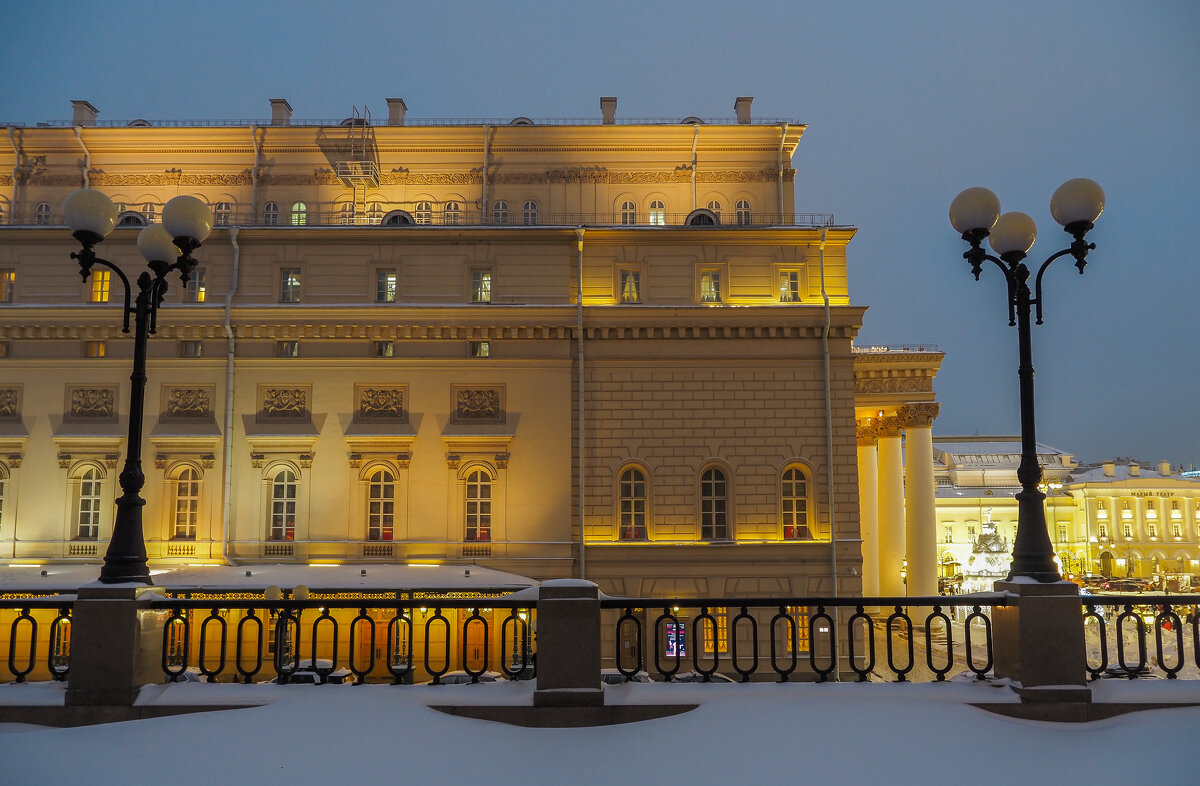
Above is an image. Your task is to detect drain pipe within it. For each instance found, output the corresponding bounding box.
[221,226,242,565]
[777,124,788,221]
[819,226,840,680]
[575,227,587,579]
[73,126,91,188]
[690,124,699,210]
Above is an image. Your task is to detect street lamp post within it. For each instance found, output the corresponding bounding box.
[949,178,1104,582]
[62,189,214,584]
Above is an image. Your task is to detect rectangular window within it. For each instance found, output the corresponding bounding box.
[702,607,728,655]
[1123,523,1132,539]
[1148,522,1158,538]
[699,271,721,303]
[0,269,14,302]
[1056,524,1068,543]
[944,525,954,544]
[276,341,299,358]
[471,270,492,303]
[180,340,203,358]
[376,270,397,303]
[90,270,111,303]
[1172,522,1182,539]
[84,341,106,358]
[966,525,976,540]
[619,270,641,304]
[469,341,490,358]
[280,269,301,302]
[784,606,810,653]
[1098,522,1108,539]
[184,268,206,303]
[374,341,394,358]
[779,271,801,302]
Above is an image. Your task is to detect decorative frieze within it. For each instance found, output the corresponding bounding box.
[67,386,117,420]
[854,376,934,394]
[86,171,253,186]
[165,386,212,418]
[356,385,407,421]
[0,387,19,419]
[259,386,309,419]
[452,386,504,423]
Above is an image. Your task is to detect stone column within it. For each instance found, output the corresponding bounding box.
[533,579,603,707]
[902,404,939,597]
[876,417,906,597]
[856,420,881,597]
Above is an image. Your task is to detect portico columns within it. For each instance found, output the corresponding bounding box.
[856,420,880,597]
[876,417,906,597]
[902,404,940,597]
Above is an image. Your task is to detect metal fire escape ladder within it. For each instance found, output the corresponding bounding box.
[336,105,379,223]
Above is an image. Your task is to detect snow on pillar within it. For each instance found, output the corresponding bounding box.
[902,403,940,598]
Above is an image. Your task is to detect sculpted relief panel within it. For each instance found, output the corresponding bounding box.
[452,386,504,424]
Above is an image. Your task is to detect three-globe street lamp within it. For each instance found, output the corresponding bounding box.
[63,189,214,585]
[949,178,1105,582]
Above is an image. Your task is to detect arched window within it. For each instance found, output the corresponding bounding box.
[173,467,200,540]
[117,211,147,227]
[35,202,51,225]
[339,202,354,225]
[686,208,718,226]
[264,202,279,226]
[620,201,637,225]
[367,468,395,541]
[648,200,666,226]
[735,199,752,226]
[214,202,232,226]
[290,202,307,226]
[368,202,383,223]
[77,467,103,540]
[415,201,433,225]
[700,467,728,540]
[444,201,461,225]
[619,467,648,540]
[465,469,492,542]
[269,469,297,541]
[522,200,538,225]
[381,210,414,226]
[781,467,811,540]
[142,203,157,223]
[492,200,509,225]
[706,200,722,221]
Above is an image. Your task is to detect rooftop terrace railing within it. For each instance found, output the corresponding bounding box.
[4,116,796,130]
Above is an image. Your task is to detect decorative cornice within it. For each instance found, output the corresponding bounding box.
[877,416,903,438]
[854,377,933,394]
[900,403,941,429]
[856,419,880,446]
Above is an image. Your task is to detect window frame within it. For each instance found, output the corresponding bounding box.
[618,465,649,541]
[213,201,232,226]
[780,465,813,540]
[522,200,538,225]
[268,467,298,542]
[376,269,397,303]
[699,465,730,541]
[619,200,637,225]
[290,202,307,226]
[172,466,201,540]
[491,200,510,225]
[184,267,207,303]
[90,270,112,303]
[263,202,279,226]
[35,202,52,226]
[366,466,396,542]
[470,269,493,303]
[735,199,752,226]
[648,199,666,226]
[618,268,642,304]
[0,269,14,302]
[697,268,725,303]
[464,467,493,543]
[279,268,302,303]
[74,465,104,540]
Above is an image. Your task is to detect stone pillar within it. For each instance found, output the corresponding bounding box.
[902,404,939,597]
[876,417,906,597]
[856,419,881,597]
[993,579,1090,703]
[66,585,166,706]
[533,579,602,707]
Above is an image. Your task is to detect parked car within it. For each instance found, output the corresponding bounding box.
[1100,664,1161,680]
[268,658,353,685]
[668,670,737,683]
[601,668,654,685]
[423,670,504,685]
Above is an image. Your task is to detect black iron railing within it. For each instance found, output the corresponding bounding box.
[1081,595,1200,680]
[0,597,74,683]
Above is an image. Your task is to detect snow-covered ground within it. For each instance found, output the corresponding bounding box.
[1,678,1198,785]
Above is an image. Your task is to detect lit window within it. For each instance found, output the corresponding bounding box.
[781,467,810,540]
[706,200,722,221]
[620,270,640,304]
[264,202,279,226]
[702,607,728,655]
[779,271,801,302]
[700,467,728,540]
[180,341,203,358]
[471,270,492,303]
[469,341,490,358]
[76,467,102,539]
[290,202,307,226]
[648,200,666,226]
[84,341,106,358]
[1057,524,1068,543]
[280,269,301,302]
[619,467,647,540]
[0,269,14,302]
[444,201,461,225]
[185,268,206,303]
[522,200,538,225]
[492,200,509,225]
[1172,521,1182,538]
[173,468,200,539]
[367,469,395,541]
[214,202,232,226]
[374,341,394,357]
[944,525,953,544]
[376,270,397,302]
[368,202,383,223]
[1098,522,1108,539]
[1146,501,1157,519]
[1148,522,1158,539]
[276,341,299,358]
[465,469,492,542]
[90,270,111,303]
[269,469,297,541]
[1122,523,1132,539]
[967,525,976,539]
[620,201,636,225]
[142,203,157,223]
[415,202,433,224]
[35,202,51,225]
[783,606,810,653]
[735,200,751,226]
[699,271,721,303]
[340,203,354,225]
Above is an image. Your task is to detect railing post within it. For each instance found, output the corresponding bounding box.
[992,579,1090,703]
[533,579,602,708]
[65,586,166,706]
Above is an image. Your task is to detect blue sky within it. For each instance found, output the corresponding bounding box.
[2,0,1197,465]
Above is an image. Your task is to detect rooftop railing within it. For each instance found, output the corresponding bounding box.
[4,116,796,130]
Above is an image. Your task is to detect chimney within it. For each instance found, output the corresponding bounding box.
[734,96,753,124]
[1129,462,1140,477]
[71,100,98,127]
[270,98,293,126]
[1102,461,1115,477]
[386,98,407,126]
[600,96,617,125]
[1159,460,1172,476]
